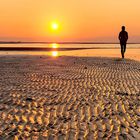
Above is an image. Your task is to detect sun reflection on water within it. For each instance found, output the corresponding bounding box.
[51,51,58,57]
[50,43,59,48]
[50,43,59,57]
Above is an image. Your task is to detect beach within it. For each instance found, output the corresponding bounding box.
[0,51,140,139]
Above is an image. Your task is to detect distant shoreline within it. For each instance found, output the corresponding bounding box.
[0,47,112,51]
[0,47,139,51]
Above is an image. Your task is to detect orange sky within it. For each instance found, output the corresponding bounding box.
[0,0,140,42]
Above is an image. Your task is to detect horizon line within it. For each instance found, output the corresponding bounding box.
[0,41,140,44]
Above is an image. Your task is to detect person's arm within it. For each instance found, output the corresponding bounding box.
[118,32,121,40]
[126,32,128,41]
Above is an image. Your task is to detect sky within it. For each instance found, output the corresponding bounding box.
[0,0,140,42]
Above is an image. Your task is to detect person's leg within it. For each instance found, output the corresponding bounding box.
[124,43,126,53]
[121,44,124,58]
[123,43,126,58]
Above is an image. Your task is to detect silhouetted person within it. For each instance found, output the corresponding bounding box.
[118,26,128,58]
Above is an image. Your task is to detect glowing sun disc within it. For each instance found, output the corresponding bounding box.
[51,23,58,30]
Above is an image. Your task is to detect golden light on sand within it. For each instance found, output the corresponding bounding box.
[52,51,58,57]
[51,22,59,30]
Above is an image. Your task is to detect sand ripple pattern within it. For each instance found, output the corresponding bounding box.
[0,56,140,140]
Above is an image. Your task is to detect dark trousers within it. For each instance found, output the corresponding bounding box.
[120,43,126,58]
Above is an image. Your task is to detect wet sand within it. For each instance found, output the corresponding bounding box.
[0,55,140,139]
[59,49,140,62]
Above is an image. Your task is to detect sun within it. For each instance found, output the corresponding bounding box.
[51,22,59,30]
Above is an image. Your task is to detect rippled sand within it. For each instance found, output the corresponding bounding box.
[0,55,140,140]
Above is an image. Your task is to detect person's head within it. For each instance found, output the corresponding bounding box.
[122,26,125,31]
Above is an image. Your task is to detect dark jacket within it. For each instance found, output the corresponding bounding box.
[119,31,128,44]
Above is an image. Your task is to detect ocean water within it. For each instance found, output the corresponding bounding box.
[0,43,140,48]
[0,43,139,56]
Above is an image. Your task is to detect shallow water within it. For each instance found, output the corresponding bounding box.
[0,43,140,57]
[0,43,140,49]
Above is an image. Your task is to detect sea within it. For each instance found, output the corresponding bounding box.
[0,43,139,56]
